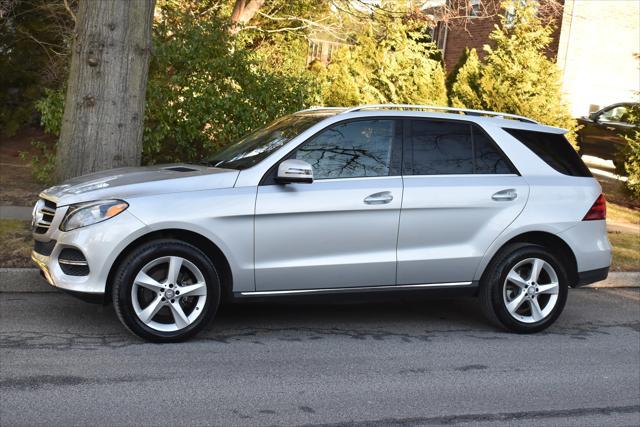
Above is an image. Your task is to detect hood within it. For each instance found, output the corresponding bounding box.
[41,164,239,206]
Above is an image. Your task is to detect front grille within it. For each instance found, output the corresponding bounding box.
[58,248,90,276]
[34,240,56,256]
[33,198,57,234]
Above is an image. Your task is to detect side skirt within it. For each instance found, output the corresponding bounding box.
[232,281,479,303]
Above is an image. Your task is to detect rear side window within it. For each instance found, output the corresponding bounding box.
[474,128,515,174]
[405,120,473,175]
[504,128,592,177]
[404,119,516,175]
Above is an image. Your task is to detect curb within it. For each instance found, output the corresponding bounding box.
[0,268,637,293]
[586,271,640,288]
[0,268,58,293]
[0,205,33,221]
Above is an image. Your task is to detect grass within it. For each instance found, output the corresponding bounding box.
[608,231,640,272]
[598,174,640,210]
[608,202,640,226]
[0,220,32,268]
[601,177,639,271]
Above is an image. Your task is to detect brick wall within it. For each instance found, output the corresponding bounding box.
[441,1,563,74]
[442,15,500,73]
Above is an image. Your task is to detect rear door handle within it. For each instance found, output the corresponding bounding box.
[492,189,517,201]
[364,191,393,205]
[606,126,616,131]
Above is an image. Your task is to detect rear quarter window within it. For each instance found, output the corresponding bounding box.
[503,128,592,177]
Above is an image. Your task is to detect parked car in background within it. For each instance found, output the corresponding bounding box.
[31,105,611,342]
[577,102,638,171]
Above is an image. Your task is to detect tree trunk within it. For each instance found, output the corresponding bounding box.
[229,0,264,34]
[56,0,155,181]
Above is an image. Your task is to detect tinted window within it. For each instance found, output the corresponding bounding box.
[205,113,328,170]
[405,120,515,175]
[294,119,399,179]
[504,128,592,177]
[474,127,515,174]
[599,105,630,124]
[406,120,474,175]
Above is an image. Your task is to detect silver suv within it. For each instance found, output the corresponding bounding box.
[31,105,611,342]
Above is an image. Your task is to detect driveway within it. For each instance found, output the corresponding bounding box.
[1,289,639,426]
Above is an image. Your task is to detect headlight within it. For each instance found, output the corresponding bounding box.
[60,200,129,231]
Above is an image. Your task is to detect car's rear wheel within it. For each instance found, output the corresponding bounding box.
[479,243,568,333]
[112,239,220,342]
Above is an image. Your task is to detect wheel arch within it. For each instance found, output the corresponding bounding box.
[479,231,579,287]
[105,228,234,302]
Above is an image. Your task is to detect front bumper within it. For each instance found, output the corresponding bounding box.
[31,209,148,295]
[31,252,105,303]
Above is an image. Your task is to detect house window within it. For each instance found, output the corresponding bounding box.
[308,39,342,64]
[308,40,322,63]
[327,43,335,62]
[431,21,446,51]
[469,0,482,17]
[505,0,536,27]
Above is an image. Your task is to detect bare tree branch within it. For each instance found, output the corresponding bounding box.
[63,0,76,23]
[241,11,347,41]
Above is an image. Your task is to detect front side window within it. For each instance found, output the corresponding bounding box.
[599,105,630,124]
[294,119,399,180]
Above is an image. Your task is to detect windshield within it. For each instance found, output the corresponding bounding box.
[204,114,329,170]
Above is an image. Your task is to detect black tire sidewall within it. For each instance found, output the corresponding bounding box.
[486,245,568,333]
[113,239,220,342]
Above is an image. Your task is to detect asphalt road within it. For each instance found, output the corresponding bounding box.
[1,288,639,426]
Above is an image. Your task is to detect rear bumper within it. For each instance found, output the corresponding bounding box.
[558,220,611,273]
[575,266,610,287]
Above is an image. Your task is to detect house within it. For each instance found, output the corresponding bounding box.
[556,0,640,116]
[430,0,640,117]
[308,37,345,65]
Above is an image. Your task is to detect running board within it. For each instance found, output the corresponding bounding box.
[239,281,474,297]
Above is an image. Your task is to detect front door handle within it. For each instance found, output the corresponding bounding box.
[364,191,393,205]
[492,189,517,201]
[606,126,616,131]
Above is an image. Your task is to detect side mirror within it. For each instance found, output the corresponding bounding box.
[589,112,599,122]
[276,159,313,184]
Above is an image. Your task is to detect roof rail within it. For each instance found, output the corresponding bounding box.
[341,104,538,124]
[297,106,347,113]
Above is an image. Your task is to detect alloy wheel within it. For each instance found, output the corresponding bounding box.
[131,256,208,332]
[502,257,559,324]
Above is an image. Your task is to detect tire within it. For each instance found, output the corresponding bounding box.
[112,239,220,342]
[613,159,626,176]
[479,243,568,333]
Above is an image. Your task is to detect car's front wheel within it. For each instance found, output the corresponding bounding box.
[112,239,220,342]
[479,243,568,333]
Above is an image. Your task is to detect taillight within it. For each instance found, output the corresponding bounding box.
[583,194,606,221]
